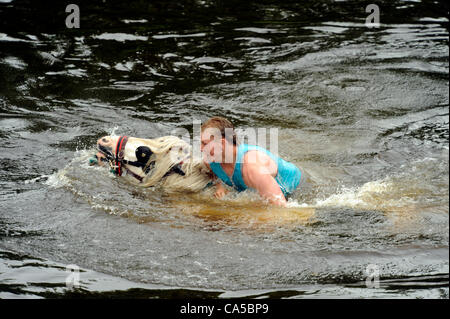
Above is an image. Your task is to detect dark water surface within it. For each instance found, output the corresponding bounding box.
[0,0,449,298]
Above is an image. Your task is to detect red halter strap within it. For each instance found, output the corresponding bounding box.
[114,136,128,176]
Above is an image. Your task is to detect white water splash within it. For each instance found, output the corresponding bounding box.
[314,179,396,210]
[311,157,448,212]
[45,169,70,189]
[45,149,97,188]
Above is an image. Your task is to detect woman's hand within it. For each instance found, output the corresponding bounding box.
[214,182,228,199]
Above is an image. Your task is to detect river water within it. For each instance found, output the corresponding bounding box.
[0,0,448,298]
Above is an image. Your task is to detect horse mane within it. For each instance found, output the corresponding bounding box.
[129,136,211,192]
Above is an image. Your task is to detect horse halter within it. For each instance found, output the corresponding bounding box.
[97,135,136,177]
[97,135,186,183]
[114,135,128,176]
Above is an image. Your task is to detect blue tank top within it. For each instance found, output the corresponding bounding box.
[209,144,302,197]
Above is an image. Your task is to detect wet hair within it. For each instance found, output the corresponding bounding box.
[201,116,237,145]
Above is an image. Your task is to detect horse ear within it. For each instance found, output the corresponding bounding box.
[135,146,153,164]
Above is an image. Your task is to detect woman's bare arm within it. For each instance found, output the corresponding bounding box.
[241,152,287,207]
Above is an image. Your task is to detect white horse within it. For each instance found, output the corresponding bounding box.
[94,135,212,193]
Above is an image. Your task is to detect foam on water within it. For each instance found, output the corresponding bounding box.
[314,157,448,213]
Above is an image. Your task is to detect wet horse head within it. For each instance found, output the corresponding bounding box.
[95,135,212,192]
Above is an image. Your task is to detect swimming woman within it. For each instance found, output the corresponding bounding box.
[200,117,304,207]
